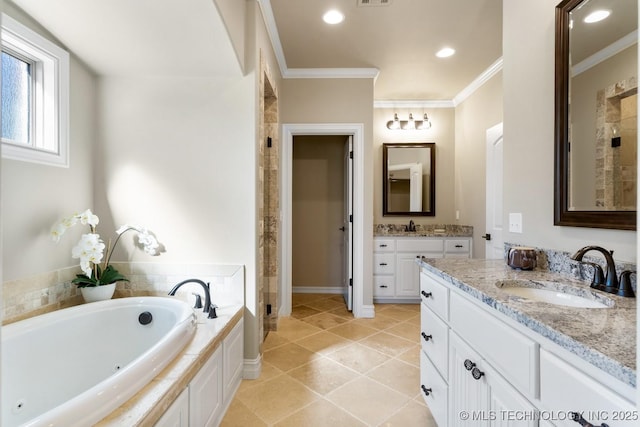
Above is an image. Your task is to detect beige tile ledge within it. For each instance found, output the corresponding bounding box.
[96,304,244,426]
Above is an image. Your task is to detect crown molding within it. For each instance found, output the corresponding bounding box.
[257,0,502,107]
[572,30,637,77]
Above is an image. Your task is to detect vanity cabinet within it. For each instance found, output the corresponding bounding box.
[155,387,189,427]
[374,236,471,301]
[419,269,635,427]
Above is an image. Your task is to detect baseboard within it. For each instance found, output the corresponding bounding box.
[292,286,343,294]
[374,298,421,304]
[243,355,261,380]
[358,304,376,318]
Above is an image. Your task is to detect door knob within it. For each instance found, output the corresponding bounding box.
[339,226,345,231]
[481,233,491,241]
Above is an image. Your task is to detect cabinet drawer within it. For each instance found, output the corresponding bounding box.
[419,271,449,321]
[373,276,394,297]
[444,239,470,253]
[421,303,449,379]
[374,238,395,252]
[540,349,637,427]
[397,239,444,253]
[420,351,448,427]
[450,291,538,398]
[373,253,395,275]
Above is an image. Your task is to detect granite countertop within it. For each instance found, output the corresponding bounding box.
[419,258,636,388]
[96,303,244,426]
[374,224,473,237]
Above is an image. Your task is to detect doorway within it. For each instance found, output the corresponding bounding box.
[291,136,352,309]
[281,124,365,318]
[485,122,504,259]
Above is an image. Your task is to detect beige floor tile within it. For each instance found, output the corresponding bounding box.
[301,312,350,330]
[379,399,437,427]
[236,375,319,425]
[327,342,390,374]
[359,332,416,357]
[264,342,319,372]
[291,305,323,319]
[327,322,378,341]
[287,357,359,395]
[275,317,323,342]
[385,319,421,342]
[326,377,410,426]
[292,293,330,306]
[273,399,367,427]
[237,361,283,390]
[295,330,353,355]
[367,359,421,398]
[376,306,420,321]
[351,313,402,331]
[396,344,420,367]
[328,305,354,319]
[262,331,290,351]
[305,297,346,311]
[220,398,268,426]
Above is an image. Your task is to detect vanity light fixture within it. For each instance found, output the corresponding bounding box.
[323,9,345,24]
[584,10,610,23]
[386,113,432,130]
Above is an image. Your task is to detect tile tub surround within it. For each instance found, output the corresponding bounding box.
[96,304,244,426]
[419,258,636,388]
[374,224,473,237]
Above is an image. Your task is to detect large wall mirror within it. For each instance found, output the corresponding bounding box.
[382,143,436,216]
[554,0,637,230]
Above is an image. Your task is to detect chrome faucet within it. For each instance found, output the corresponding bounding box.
[571,246,621,294]
[168,279,217,318]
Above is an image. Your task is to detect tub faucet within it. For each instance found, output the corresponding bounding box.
[168,279,215,317]
[570,246,618,293]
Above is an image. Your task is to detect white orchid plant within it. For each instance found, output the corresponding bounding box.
[51,209,161,287]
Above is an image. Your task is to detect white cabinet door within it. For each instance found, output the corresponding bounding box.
[449,332,489,427]
[485,362,537,427]
[189,346,223,427]
[155,387,189,427]
[396,252,421,297]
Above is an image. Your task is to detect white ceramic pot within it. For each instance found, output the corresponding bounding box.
[80,282,116,303]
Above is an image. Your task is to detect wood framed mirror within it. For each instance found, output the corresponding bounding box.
[382,143,436,216]
[554,0,637,230]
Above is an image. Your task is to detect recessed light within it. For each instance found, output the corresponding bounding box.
[436,47,455,58]
[584,10,610,23]
[323,9,345,25]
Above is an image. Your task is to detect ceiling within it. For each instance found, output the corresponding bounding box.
[265,0,503,101]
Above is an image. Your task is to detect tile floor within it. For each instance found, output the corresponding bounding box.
[221,293,437,426]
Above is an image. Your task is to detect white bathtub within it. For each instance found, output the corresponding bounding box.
[1,297,197,427]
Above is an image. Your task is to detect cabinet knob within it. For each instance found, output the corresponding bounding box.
[471,367,485,380]
[380,244,388,247]
[463,359,476,371]
[455,244,463,248]
[569,412,610,427]
[380,262,387,266]
[421,332,433,342]
[421,385,432,396]
[380,285,388,288]
[421,290,432,298]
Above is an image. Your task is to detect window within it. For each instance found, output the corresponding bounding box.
[1,14,69,167]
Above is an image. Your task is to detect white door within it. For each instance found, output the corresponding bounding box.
[343,136,354,310]
[485,123,504,259]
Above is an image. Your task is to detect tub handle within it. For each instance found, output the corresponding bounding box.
[192,293,203,309]
[208,304,218,319]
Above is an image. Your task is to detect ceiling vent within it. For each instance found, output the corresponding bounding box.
[357,0,392,7]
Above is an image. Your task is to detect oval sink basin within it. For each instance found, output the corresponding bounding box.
[495,280,613,308]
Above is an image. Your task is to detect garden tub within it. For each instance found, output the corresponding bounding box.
[1,296,197,427]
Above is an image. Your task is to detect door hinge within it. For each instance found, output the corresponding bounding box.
[349,278,353,287]
[349,214,353,223]
[267,136,272,148]
[349,151,353,159]
[266,304,272,315]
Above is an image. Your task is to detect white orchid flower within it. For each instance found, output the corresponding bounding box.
[78,209,99,227]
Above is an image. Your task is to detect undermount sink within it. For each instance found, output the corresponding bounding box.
[495,280,613,308]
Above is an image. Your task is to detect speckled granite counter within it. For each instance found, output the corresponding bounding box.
[96,303,243,426]
[419,258,636,388]
[375,224,473,237]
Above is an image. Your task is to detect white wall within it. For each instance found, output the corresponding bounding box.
[1,2,96,281]
[503,0,636,262]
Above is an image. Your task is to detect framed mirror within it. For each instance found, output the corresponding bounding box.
[554,0,637,230]
[382,143,436,216]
